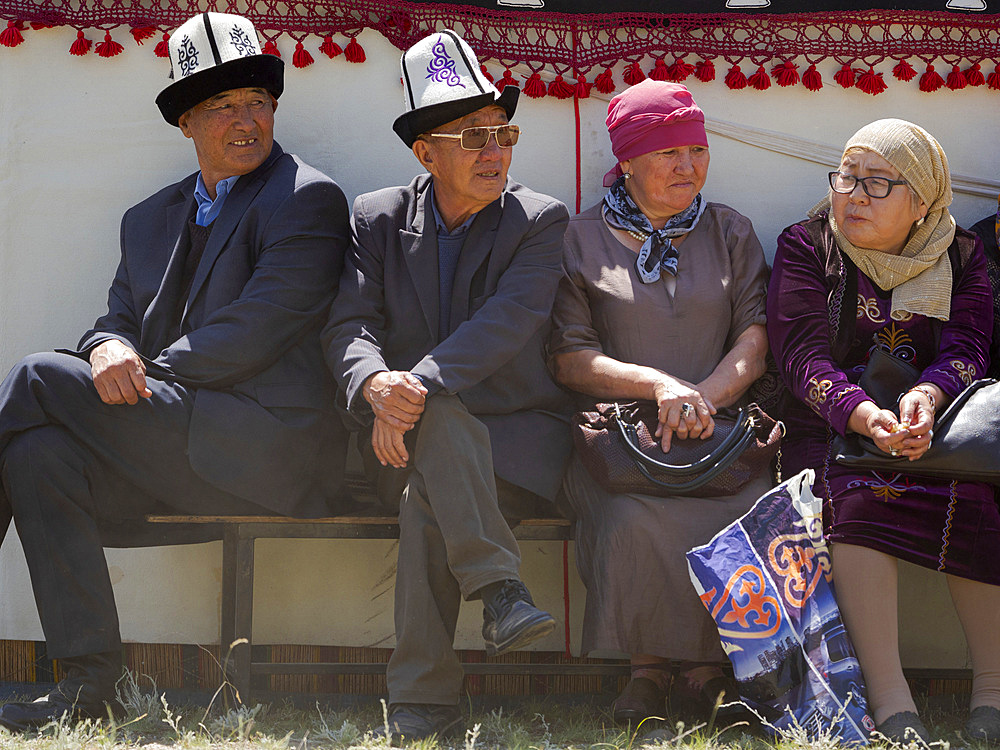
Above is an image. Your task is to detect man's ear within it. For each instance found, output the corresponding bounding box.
[178,110,193,139]
[412,138,434,172]
[270,95,278,114]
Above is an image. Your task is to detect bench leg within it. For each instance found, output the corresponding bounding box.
[221,526,255,705]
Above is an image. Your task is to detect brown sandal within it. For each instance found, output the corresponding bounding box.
[612,676,667,725]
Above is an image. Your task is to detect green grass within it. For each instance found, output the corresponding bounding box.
[0,673,989,749]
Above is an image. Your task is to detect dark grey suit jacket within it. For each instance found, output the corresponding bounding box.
[323,173,572,501]
[75,142,351,517]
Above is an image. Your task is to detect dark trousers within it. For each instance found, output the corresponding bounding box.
[0,352,264,658]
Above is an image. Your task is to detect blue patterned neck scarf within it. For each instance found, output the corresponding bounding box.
[602,175,706,284]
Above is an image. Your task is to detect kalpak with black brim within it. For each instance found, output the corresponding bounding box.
[393,29,519,148]
[155,12,284,127]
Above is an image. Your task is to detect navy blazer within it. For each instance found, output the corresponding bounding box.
[75,143,351,516]
[323,173,572,501]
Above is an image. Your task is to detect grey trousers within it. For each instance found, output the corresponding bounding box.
[383,394,538,706]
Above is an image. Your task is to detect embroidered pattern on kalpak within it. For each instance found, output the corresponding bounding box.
[426,37,464,87]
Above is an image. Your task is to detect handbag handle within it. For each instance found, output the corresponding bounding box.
[632,428,757,492]
[613,406,760,491]
[613,405,752,475]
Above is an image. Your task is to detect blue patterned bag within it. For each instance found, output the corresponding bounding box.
[686,469,873,744]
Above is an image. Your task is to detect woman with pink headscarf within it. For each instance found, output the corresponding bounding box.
[549,80,770,738]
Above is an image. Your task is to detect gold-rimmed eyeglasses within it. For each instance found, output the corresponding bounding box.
[425,124,521,150]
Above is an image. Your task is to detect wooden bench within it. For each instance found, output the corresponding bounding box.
[146,478,628,700]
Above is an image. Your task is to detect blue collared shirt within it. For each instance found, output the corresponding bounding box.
[194,174,240,227]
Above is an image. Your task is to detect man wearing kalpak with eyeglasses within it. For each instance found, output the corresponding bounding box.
[323,30,571,743]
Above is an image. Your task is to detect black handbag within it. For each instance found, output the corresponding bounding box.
[573,401,782,498]
[833,350,1000,485]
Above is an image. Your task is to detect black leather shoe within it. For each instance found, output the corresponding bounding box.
[966,705,1000,744]
[482,579,556,657]
[0,650,123,732]
[876,710,930,744]
[372,703,463,745]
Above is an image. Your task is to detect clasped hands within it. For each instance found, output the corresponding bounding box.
[855,386,937,461]
[651,376,716,453]
[363,370,428,469]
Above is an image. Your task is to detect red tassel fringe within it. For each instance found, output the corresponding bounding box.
[694,59,715,82]
[262,39,280,57]
[919,63,944,92]
[594,67,615,93]
[802,63,822,91]
[747,64,771,90]
[319,36,342,58]
[964,62,985,86]
[292,41,313,68]
[834,63,855,88]
[945,64,967,90]
[623,61,645,86]
[988,66,1000,90]
[648,58,669,81]
[499,69,519,90]
[667,57,694,82]
[856,67,887,95]
[725,64,747,90]
[547,74,574,99]
[30,21,54,29]
[69,29,91,55]
[0,19,24,47]
[130,26,156,44]
[523,72,546,98]
[154,32,169,57]
[575,74,592,98]
[480,64,494,83]
[892,59,917,82]
[771,61,799,87]
[344,37,365,63]
[95,31,123,57]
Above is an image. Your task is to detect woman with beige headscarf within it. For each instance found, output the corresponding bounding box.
[768,118,1000,744]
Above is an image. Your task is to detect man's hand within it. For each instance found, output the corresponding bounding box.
[363,371,428,468]
[89,340,152,405]
[363,371,427,430]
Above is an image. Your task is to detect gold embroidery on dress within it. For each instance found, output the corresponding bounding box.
[857,295,885,324]
[846,473,926,502]
[806,378,833,411]
[876,323,913,354]
[951,360,976,386]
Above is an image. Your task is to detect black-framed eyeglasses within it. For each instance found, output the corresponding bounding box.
[425,124,521,150]
[828,171,908,199]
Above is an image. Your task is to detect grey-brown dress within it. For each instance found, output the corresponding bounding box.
[550,201,770,660]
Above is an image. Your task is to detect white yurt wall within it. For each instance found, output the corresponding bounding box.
[0,28,995,668]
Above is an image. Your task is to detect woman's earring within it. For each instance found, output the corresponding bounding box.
[623,171,632,180]
[916,216,925,227]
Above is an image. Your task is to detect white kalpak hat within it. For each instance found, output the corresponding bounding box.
[155,12,284,127]
[393,29,518,148]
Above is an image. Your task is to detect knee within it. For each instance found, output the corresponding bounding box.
[4,352,91,395]
[417,394,488,445]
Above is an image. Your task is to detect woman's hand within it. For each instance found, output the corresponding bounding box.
[652,376,716,452]
[895,386,937,461]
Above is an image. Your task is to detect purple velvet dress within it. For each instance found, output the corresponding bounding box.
[768,219,1000,585]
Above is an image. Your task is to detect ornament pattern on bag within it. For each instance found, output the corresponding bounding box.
[702,564,782,640]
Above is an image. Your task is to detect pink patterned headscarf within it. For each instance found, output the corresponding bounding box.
[603,80,708,187]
